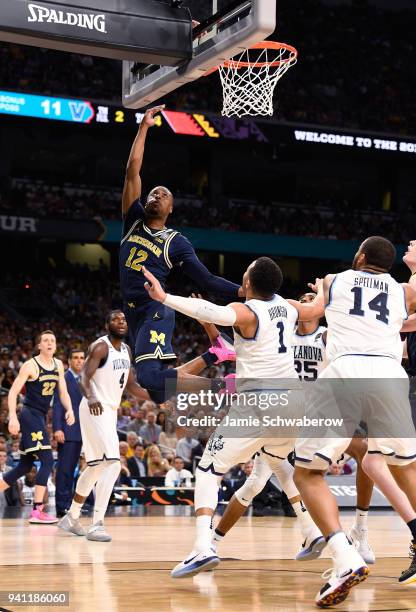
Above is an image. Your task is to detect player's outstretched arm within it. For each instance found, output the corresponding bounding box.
[191,293,221,344]
[168,236,242,299]
[143,266,256,332]
[122,105,165,216]
[56,360,75,426]
[7,360,35,436]
[80,341,108,415]
[288,276,327,321]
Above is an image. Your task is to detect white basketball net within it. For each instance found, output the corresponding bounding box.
[218,44,297,117]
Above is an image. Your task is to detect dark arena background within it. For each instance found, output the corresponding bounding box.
[0,1,416,610]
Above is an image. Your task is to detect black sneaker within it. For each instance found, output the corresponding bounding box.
[398,541,416,585]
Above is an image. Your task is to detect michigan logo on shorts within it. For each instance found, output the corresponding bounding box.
[150,330,165,346]
[31,431,44,442]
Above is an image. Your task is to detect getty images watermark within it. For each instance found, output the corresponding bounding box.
[175,390,344,429]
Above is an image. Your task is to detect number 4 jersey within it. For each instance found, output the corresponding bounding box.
[293,326,327,381]
[89,335,131,409]
[325,269,407,363]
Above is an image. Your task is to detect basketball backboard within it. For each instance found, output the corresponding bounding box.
[122,0,277,109]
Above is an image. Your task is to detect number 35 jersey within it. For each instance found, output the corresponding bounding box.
[325,269,407,363]
[292,326,327,381]
[90,336,131,409]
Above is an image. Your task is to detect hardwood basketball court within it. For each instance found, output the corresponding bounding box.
[0,510,415,611]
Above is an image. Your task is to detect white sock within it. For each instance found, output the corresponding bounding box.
[195,515,213,552]
[93,461,121,524]
[292,500,321,541]
[326,532,352,567]
[354,508,368,530]
[69,500,83,520]
[212,528,225,544]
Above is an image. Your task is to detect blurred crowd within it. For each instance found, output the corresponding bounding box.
[2,178,414,245]
[1,0,415,133]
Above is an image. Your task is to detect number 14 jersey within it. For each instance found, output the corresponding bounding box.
[90,336,130,409]
[325,269,407,363]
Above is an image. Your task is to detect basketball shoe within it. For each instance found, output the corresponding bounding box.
[398,541,416,585]
[295,534,326,561]
[86,521,111,542]
[349,525,375,564]
[316,543,369,608]
[57,512,86,536]
[209,334,236,364]
[171,546,220,579]
[29,507,58,524]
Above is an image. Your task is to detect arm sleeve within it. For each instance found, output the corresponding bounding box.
[169,235,240,299]
[164,294,237,326]
[122,199,145,238]
[52,389,65,432]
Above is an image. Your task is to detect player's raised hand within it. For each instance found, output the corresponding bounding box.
[143,266,167,302]
[8,415,20,436]
[65,409,75,426]
[142,105,165,127]
[308,278,323,294]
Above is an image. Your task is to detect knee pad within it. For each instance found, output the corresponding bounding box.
[235,471,269,507]
[136,360,178,403]
[273,458,299,500]
[76,462,106,497]
[194,467,221,511]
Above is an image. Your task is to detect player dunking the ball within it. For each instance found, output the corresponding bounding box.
[121,105,241,404]
[58,310,149,541]
[0,330,74,524]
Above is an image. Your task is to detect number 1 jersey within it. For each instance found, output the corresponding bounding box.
[90,336,130,409]
[325,269,407,363]
[234,294,299,391]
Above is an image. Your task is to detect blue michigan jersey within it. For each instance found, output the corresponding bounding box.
[20,357,58,454]
[119,199,239,364]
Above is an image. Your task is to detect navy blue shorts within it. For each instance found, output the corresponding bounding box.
[19,407,51,455]
[124,300,176,365]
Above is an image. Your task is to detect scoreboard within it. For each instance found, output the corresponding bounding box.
[2,89,416,155]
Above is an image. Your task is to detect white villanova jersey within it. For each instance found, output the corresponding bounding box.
[292,325,327,381]
[90,335,130,408]
[325,269,407,363]
[234,294,299,390]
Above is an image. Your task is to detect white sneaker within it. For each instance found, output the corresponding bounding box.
[86,521,111,542]
[350,525,375,564]
[315,547,369,608]
[171,547,220,579]
[295,534,326,561]
[57,512,86,536]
